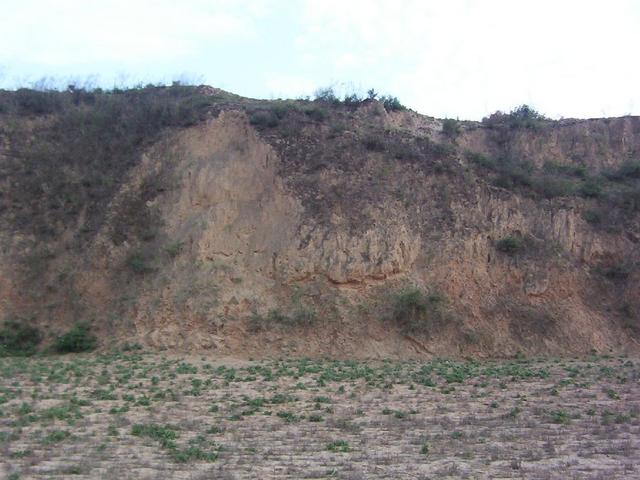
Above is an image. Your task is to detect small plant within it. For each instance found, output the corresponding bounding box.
[126,251,154,274]
[326,439,350,452]
[550,410,570,424]
[276,411,299,423]
[605,388,620,400]
[53,324,97,353]
[164,241,183,258]
[496,236,523,255]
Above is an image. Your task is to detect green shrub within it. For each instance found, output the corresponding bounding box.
[482,104,547,130]
[290,306,317,327]
[342,93,363,106]
[313,87,340,104]
[303,105,327,122]
[164,241,183,258]
[583,209,602,224]
[53,324,97,353]
[389,287,448,336]
[442,118,461,138]
[126,251,154,274]
[532,176,575,198]
[578,178,603,198]
[491,158,535,190]
[15,88,63,115]
[465,150,496,169]
[248,305,316,331]
[496,236,523,255]
[605,161,640,181]
[249,110,279,128]
[598,263,631,281]
[0,320,41,356]
[270,102,300,119]
[543,161,587,178]
[380,95,405,112]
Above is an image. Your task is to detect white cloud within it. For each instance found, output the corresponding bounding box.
[297,0,640,119]
[0,0,264,66]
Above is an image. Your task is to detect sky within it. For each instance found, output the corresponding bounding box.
[0,0,639,120]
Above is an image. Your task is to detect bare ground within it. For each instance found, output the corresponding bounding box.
[0,352,638,479]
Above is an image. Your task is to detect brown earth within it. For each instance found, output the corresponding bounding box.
[0,86,638,358]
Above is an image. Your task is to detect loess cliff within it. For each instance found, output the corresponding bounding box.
[0,86,638,358]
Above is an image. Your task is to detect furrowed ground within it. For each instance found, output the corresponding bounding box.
[0,352,638,479]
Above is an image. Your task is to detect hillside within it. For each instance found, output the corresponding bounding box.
[0,85,638,358]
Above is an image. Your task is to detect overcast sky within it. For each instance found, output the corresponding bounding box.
[1,0,639,120]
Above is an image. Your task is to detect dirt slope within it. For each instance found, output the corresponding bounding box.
[0,86,638,357]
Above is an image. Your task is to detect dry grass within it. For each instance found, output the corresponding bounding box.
[0,352,638,479]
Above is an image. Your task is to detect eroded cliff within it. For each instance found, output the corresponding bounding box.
[0,86,638,357]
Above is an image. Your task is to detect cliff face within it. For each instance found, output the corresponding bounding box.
[0,87,638,357]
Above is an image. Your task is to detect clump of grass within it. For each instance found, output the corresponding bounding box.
[43,429,70,444]
[132,423,179,448]
[550,410,570,424]
[326,439,350,452]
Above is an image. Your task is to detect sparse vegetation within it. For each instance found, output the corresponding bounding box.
[0,353,637,477]
[389,287,449,336]
[0,321,41,356]
[482,104,548,130]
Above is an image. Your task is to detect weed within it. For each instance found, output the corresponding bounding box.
[326,439,350,452]
[43,429,70,444]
